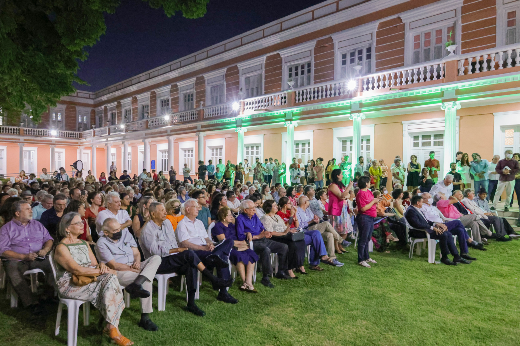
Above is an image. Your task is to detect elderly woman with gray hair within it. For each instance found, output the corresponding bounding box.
[54,212,133,345]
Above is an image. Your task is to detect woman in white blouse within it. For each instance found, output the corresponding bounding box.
[260,200,307,277]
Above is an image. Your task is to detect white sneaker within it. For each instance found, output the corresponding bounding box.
[367,258,377,264]
[358,261,371,268]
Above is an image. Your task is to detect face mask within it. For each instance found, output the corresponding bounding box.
[428,198,433,205]
[506,153,513,159]
[383,190,388,195]
[173,207,181,214]
[111,231,122,241]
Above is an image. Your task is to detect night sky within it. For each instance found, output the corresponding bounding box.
[75,0,324,92]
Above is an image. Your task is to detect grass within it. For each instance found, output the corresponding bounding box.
[1,240,520,346]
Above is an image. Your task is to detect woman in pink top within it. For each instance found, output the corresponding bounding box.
[355,176,381,268]
[328,169,353,253]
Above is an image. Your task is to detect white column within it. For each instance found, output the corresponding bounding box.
[79,146,84,162]
[235,127,247,163]
[123,141,129,171]
[168,136,175,171]
[441,101,461,177]
[143,139,151,171]
[197,132,204,162]
[106,143,112,174]
[284,121,298,170]
[349,113,365,177]
[91,145,97,177]
[50,145,56,172]
[18,143,24,172]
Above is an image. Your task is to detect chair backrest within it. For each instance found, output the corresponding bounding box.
[48,250,59,283]
[207,222,215,241]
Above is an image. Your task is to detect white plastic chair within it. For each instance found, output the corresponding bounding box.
[49,252,90,346]
[156,270,202,311]
[207,222,215,241]
[408,229,438,264]
[249,241,258,283]
[9,268,45,308]
[353,230,373,252]
[0,260,6,290]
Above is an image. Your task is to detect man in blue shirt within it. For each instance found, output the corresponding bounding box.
[235,200,289,288]
[470,153,489,195]
[207,160,215,180]
[192,190,211,229]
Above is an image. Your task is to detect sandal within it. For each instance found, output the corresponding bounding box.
[320,258,337,266]
[294,268,308,275]
[104,327,134,346]
[309,265,324,271]
[240,283,257,293]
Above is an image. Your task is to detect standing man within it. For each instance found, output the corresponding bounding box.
[448,163,464,192]
[243,159,251,183]
[354,156,365,176]
[95,218,162,331]
[391,158,405,188]
[470,153,489,194]
[183,163,193,184]
[424,151,441,183]
[314,158,325,189]
[169,166,177,184]
[263,159,270,185]
[110,161,117,175]
[207,160,215,180]
[176,199,237,304]
[488,155,500,201]
[197,160,207,181]
[265,158,274,187]
[216,159,225,178]
[491,149,519,212]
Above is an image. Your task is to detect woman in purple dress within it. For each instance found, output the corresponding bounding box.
[212,207,259,293]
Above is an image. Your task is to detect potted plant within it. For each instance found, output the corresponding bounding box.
[445,30,457,56]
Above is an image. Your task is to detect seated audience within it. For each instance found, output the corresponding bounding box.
[236,199,289,288]
[212,207,259,293]
[139,201,232,316]
[405,195,472,266]
[40,194,67,239]
[165,199,184,231]
[296,195,343,266]
[54,212,132,345]
[226,190,241,214]
[95,192,132,237]
[32,193,53,221]
[261,200,306,278]
[474,190,520,237]
[132,196,154,238]
[64,200,93,243]
[429,174,454,198]
[176,199,237,304]
[0,200,54,315]
[95,218,162,331]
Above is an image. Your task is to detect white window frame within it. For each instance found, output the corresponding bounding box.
[159,98,171,116]
[123,108,132,123]
[109,111,116,125]
[178,141,195,174]
[208,84,225,106]
[182,149,194,172]
[54,148,65,172]
[333,125,375,163]
[340,137,371,162]
[50,107,65,130]
[77,109,90,131]
[23,147,38,174]
[205,71,226,106]
[497,0,520,46]
[282,130,313,164]
[159,149,168,172]
[286,61,312,89]
[242,134,264,164]
[140,104,149,120]
[279,41,314,91]
[238,57,265,98]
[411,25,455,64]
[294,140,311,163]
[401,1,462,66]
[0,146,7,176]
[209,147,223,164]
[338,46,373,79]
[245,144,261,164]
[181,92,195,111]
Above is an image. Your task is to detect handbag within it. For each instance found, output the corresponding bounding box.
[286,230,305,242]
[72,273,100,286]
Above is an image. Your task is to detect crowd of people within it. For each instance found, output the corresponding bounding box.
[0,150,519,345]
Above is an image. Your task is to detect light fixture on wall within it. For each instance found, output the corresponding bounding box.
[50,129,57,137]
[164,114,170,121]
[232,102,240,112]
[347,79,358,91]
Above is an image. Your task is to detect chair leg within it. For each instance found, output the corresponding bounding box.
[30,273,38,293]
[252,263,257,283]
[416,241,422,256]
[409,240,415,259]
[368,240,373,252]
[83,302,90,326]
[10,284,18,308]
[195,272,201,300]
[68,301,81,346]
[124,291,131,308]
[55,302,63,336]
[157,276,167,312]
[0,264,5,290]
[428,239,438,264]
[180,276,185,292]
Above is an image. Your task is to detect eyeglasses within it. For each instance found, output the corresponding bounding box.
[71,221,83,227]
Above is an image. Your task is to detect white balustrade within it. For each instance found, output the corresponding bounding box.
[360,62,445,91]
[0,126,20,135]
[177,110,198,122]
[109,125,125,134]
[82,130,93,139]
[126,120,147,132]
[94,127,108,136]
[243,92,287,111]
[56,130,82,139]
[204,104,231,118]
[294,81,347,103]
[458,45,519,75]
[148,116,172,128]
[23,128,48,137]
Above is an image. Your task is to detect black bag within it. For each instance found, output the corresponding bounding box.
[286,231,305,242]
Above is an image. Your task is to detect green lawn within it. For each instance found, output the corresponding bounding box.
[1,241,519,346]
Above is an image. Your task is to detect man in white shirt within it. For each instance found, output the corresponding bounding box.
[429,174,454,198]
[110,161,117,174]
[39,168,52,182]
[243,159,251,183]
[176,199,236,304]
[226,190,240,214]
[95,192,132,236]
[488,155,500,200]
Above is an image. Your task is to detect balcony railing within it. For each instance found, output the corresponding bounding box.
[177,110,198,122]
[0,126,20,135]
[126,119,147,132]
[148,116,171,128]
[294,80,348,103]
[204,103,231,118]
[243,92,287,112]
[360,62,445,92]
[109,125,125,135]
[0,126,82,139]
[458,44,520,75]
[94,127,108,136]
